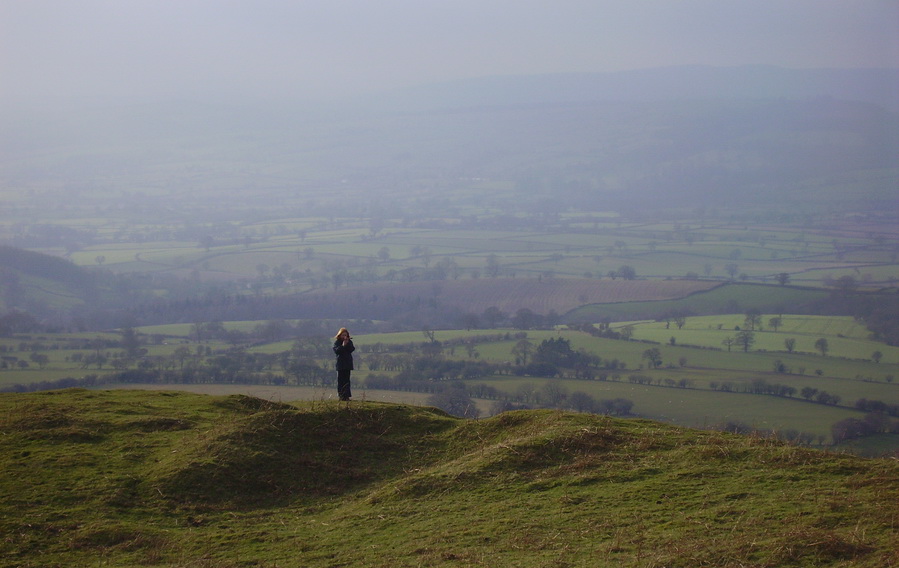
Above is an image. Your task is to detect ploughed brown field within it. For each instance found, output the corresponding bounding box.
[304,278,721,316]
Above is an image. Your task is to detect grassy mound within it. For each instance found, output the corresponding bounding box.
[1,389,897,567]
[150,396,458,506]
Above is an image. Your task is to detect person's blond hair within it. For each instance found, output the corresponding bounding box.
[335,327,351,340]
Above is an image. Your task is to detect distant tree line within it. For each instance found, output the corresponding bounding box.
[831,413,899,445]
[831,398,899,449]
[850,294,899,346]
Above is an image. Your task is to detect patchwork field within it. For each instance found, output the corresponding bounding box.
[295,277,721,318]
[3,312,896,451]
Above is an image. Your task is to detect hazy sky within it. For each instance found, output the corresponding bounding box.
[2,0,897,103]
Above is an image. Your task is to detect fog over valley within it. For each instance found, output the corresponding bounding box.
[2,0,896,226]
[3,67,898,224]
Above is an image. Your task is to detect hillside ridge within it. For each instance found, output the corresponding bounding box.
[380,65,899,113]
[1,389,897,567]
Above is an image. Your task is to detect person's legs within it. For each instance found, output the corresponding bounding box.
[337,369,352,400]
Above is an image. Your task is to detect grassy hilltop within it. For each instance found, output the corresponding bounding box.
[1,389,897,568]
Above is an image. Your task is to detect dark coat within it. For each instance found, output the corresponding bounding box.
[333,339,355,371]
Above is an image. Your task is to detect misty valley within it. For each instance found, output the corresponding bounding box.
[1,68,898,457]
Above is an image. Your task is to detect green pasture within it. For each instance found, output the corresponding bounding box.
[742,258,858,277]
[442,254,494,270]
[836,433,899,456]
[357,329,493,347]
[621,366,899,403]
[0,332,120,347]
[770,314,870,337]
[845,264,899,282]
[9,274,84,311]
[356,326,899,409]
[624,314,899,363]
[448,329,899,390]
[360,323,899,374]
[308,227,388,241]
[0,334,224,387]
[251,341,303,354]
[134,323,197,337]
[801,265,899,284]
[502,257,590,277]
[566,283,829,321]
[16,206,894,297]
[296,242,398,258]
[200,250,306,275]
[137,321,279,337]
[466,376,863,441]
[841,248,897,263]
[716,226,842,245]
[0,368,117,388]
[240,218,328,232]
[377,230,565,253]
[670,243,778,262]
[69,242,201,266]
[517,232,629,250]
[341,227,888,284]
[7,323,894,415]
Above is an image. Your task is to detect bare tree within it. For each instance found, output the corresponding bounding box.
[725,263,739,279]
[485,254,501,278]
[511,339,535,366]
[744,309,762,331]
[736,330,755,352]
[768,317,782,333]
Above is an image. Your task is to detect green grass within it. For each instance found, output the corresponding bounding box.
[18,208,896,290]
[836,433,899,458]
[358,325,899,385]
[137,321,275,337]
[465,375,872,438]
[624,314,899,363]
[1,389,897,567]
[566,283,830,321]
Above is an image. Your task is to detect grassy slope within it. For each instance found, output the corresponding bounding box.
[1,389,897,568]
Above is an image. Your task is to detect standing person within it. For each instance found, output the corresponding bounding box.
[332,327,355,401]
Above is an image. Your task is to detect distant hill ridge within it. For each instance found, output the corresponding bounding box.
[1,388,896,567]
[0,245,98,313]
[0,245,90,285]
[383,65,899,113]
